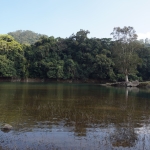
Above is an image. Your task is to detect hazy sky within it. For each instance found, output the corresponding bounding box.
[1,0,150,39]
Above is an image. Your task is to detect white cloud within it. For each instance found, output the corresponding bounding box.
[137,32,150,39]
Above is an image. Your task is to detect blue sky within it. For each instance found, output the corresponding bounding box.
[1,0,150,39]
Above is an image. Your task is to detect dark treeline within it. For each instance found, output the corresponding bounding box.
[0,28,150,82]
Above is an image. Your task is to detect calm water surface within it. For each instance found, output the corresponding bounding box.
[0,83,150,149]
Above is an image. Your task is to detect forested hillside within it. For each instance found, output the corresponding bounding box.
[1,27,150,82]
[8,30,48,45]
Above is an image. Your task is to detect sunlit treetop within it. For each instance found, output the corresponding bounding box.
[0,34,22,51]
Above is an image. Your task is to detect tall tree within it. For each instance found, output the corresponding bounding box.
[111,26,141,82]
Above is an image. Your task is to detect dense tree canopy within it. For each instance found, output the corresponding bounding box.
[0,34,26,77]
[0,28,150,82]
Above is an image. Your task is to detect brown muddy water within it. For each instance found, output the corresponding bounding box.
[0,83,150,150]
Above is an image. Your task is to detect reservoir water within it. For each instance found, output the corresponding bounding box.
[0,83,150,149]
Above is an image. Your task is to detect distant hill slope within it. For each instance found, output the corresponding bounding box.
[8,30,48,45]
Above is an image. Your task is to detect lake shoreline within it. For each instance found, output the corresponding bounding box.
[0,77,108,84]
[102,81,150,88]
[0,77,150,88]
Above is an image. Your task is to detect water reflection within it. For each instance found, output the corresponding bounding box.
[111,126,137,147]
[0,83,150,149]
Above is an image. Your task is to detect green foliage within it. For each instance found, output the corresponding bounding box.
[64,59,76,79]
[46,60,64,79]
[0,28,149,82]
[128,74,143,82]
[93,54,114,79]
[0,34,26,78]
[116,74,125,82]
[0,55,16,77]
[137,46,150,80]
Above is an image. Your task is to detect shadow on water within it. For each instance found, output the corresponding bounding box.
[0,83,150,149]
